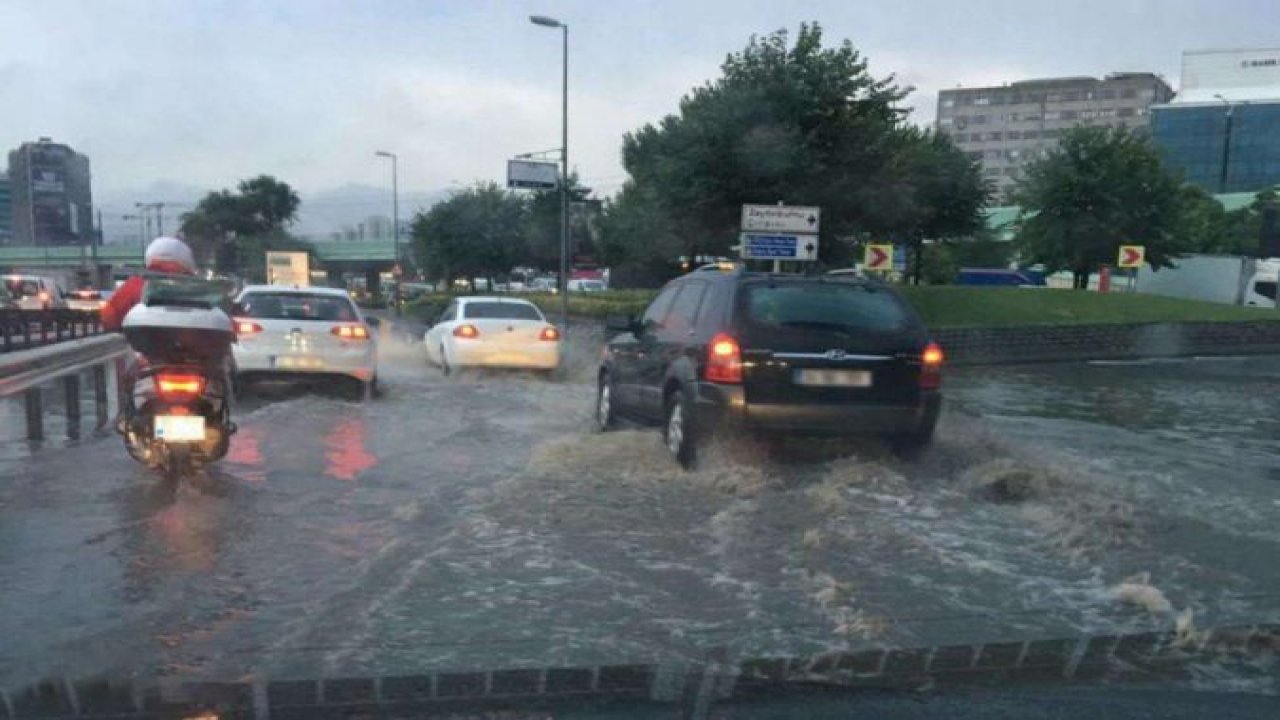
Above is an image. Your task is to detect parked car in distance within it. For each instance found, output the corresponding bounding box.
[3,274,68,310]
[596,267,943,468]
[424,297,560,374]
[231,285,379,395]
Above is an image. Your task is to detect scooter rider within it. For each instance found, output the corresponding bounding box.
[102,236,199,330]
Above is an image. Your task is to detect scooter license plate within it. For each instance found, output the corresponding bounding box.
[154,415,205,442]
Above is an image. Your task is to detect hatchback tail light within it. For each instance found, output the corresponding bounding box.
[234,318,264,335]
[919,341,944,389]
[156,373,207,398]
[539,326,561,342]
[454,324,480,339]
[332,324,370,340]
[704,333,743,384]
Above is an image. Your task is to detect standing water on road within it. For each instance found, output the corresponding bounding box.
[1,327,1277,690]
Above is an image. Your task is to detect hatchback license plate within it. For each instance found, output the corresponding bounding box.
[154,415,205,442]
[794,369,872,387]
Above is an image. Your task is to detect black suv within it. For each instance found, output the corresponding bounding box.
[596,267,943,467]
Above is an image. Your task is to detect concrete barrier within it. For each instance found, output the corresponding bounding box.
[0,334,129,441]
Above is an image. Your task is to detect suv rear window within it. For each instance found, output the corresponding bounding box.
[738,282,918,343]
[240,292,357,321]
[463,301,543,321]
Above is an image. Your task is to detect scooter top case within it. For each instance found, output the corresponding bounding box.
[122,277,235,366]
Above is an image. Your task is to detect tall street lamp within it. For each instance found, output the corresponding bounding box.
[375,150,401,315]
[531,13,569,328]
[1214,94,1247,194]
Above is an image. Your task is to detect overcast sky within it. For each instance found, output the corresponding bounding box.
[3,0,1278,224]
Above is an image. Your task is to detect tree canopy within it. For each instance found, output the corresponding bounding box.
[410,182,528,285]
[602,23,987,282]
[1013,126,1194,288]
[180,175,302,274]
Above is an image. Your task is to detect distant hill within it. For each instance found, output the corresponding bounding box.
[96,181,447,244]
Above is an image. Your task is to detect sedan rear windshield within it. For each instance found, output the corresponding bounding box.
[738,281,919,346]
[5,279,40,297]
[463,302,543,321]
[239,292,357,322]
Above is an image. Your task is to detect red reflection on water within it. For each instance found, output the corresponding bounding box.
[226,425,265,483]
[324,418,377,481]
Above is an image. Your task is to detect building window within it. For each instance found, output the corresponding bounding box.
[1062,91,1082,102]
[1044,111,1062,120]
[1060,110,1078,120]
[1098,89,1117,100]
[987,131,1003,141]
[1022,130,1040,139]
[974,96,991,106]
[1117,107,1135,117]
[985,150,1002,159]
[984,167,1002,177]
[970,115,988,124]
[1005,167,1020,176]
[1121,87,1137,98]
[938,117,954,126]
[941,98,955,108]
[1007,130,1021,140]
[1045,93,1062,102]
[1135,107,1148,116]
[1008,93,1024,104]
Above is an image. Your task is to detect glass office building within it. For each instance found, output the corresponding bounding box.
[1152,101,1280,193]
[1151,48,1280,193]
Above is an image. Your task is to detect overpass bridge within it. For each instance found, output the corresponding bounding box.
[0,239,398,284]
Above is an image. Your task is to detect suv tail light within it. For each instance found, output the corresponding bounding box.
[539,326,561,342]
[454,324,480,339]
[919,342,944,389]
[704,333,743,384]
[156,373,207,398]
[234,318,264,335]
[331,324,370,340]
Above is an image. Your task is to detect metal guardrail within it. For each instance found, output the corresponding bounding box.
[0,334,129,441]
[0,309,105,354]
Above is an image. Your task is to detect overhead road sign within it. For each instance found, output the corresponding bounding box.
[740,234,819,261]
[864,244,893,272]
[1118,245,1145,268]
[507,159,559,190]
[741,205,821,234]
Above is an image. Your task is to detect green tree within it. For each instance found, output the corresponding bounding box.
[1210,188,1280,256]
[411,182,528,287]
[525,173,594,270]
[1013,126,1192,289]
[606,23,984,277]
[180,175,301,274]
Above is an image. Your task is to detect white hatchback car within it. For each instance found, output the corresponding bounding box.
[232,285,378,392]
[424,297,560,374]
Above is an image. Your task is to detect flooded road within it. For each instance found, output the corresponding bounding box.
[1,328,1277,691]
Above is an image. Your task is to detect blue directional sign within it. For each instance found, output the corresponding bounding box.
[740,233,819,261]
[893,245,907,272]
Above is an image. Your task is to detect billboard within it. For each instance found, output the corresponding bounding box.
[507,159,559,190]
[1182,48,1280,92]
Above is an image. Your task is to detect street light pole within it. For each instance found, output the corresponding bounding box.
[531,14,570,329]
[375,150,401,316]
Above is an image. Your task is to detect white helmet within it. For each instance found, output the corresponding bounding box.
[144,236,196,274]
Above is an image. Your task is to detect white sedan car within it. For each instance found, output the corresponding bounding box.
[424,297,560,374]
[231,285,378,392]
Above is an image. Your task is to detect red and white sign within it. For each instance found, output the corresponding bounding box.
[864,244,893,271]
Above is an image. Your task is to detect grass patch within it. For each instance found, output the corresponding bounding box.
[899,286,1280,328]
[403,286,1280,329]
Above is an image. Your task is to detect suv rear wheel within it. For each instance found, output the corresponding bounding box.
[664,388,698,469]
[595,373,617,432]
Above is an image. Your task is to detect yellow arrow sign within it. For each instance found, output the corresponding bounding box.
[864,244,894,271]
[1118,245,1145,269]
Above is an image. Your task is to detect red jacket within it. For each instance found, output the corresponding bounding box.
[102,276,144,331]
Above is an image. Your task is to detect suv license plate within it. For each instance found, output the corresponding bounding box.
[794,369,872,387]
[155,415,206,442]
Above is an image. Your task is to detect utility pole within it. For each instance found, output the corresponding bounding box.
[531,14,570,328]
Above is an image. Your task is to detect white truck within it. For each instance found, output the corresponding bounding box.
[1136,255,1278,307]
[265,251,310,287]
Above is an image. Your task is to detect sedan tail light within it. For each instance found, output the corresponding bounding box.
[234,318,264,335]
[454,324,480,339]
[156,373,207,398]
[919,341,944,389]
[704,333,743,384]
[331,324,370,340]
[539,326,561,341]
